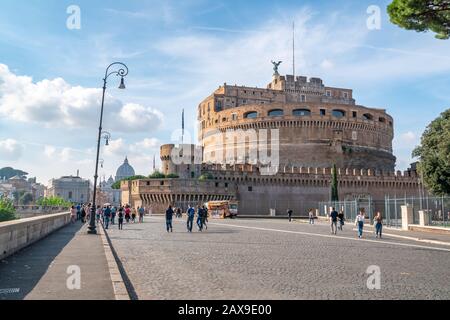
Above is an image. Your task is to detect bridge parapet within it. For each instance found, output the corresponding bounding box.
[0,211,70,260]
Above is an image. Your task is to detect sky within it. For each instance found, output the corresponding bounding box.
[0,0,449,185]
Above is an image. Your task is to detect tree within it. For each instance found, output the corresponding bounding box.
[0,167,28,180]
[111,175,147,189]
[0,197,17,222]
[330,164,339,201]
[19,192,34,205]
[165,173,180,179]
[388,0,450,39]
[198,173,214,181]
[36,196,71,207]
[412,109,450,195]
[149,171,166,179]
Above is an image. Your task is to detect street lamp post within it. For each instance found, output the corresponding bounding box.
[88,62,128,234]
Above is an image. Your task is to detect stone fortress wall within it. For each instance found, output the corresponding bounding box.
[121,72,420,215]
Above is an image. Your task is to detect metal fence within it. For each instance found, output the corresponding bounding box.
[384,195,450,228]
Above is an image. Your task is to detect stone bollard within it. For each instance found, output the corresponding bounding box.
[419,210,432,226]
[401,205,413,230]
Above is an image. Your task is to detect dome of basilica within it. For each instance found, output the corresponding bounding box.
[115,157,135,181]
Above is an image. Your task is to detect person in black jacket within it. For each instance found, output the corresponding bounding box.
[287,209,293,222]
[166,205,174,232]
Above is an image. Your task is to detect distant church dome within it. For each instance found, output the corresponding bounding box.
[115,157,135,181]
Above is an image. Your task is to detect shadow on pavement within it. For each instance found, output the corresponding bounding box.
[0,222,84,300]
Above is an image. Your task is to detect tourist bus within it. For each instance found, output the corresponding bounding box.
[204,201,238,219]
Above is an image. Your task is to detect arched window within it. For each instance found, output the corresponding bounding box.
[244,111,258,119]
[332,109,346,118]
[268,109,284,117]
[363,113,373,121]
[292,108,311,116]
[379,117,386,123]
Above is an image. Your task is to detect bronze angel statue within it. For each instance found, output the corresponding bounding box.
[271,60,282,74]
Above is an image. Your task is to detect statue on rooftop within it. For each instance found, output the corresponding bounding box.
[271,60,282,75]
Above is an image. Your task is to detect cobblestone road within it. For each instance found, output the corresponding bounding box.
[106,217,450,300]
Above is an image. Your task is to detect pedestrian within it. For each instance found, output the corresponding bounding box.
[330,207,338,235]
[70,206,77,223]
[138,206,145,223]
[197,206,204,231]
[308,209,315,224]
[131,207,137,223]
[374,211,383,238]
[338,210,345,231]
[355,210,365,238]
[96,206,102,224]
[81,206,87,223]
[166,205,174,232]
[201,205,208,230]
[287,209,293,222]
[111,206,117,225]
[187,205,195,232]
[85,204,91,222]
[118,206,124,230]
[125,205,131,223]
[176,207,182,218]
[104,205,111,229]
[76,203,81,221]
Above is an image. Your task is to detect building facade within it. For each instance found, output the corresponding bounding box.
[47,176,90,204]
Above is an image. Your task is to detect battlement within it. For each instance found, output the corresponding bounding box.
[202,163,418,179]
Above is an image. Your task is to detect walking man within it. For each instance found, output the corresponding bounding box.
[118,206,124,230]
[330,207,338,235]
[104,205,111,229]
[338,210,345,231]
[308,209,315,224]
[111,206,116,225]
[166,205,174,232]
[187,205,195,233]
[287,209,293,222]
[138,206,145,223]
[197,206,204,231]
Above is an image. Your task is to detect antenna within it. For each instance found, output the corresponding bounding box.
[181,108,185,145]
[292,21,295,78]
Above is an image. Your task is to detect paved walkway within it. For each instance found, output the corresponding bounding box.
[0,222,115,300]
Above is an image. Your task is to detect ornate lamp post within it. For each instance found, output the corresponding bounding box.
[88,62,128,234]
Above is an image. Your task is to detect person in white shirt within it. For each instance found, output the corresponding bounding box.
[355,210,365,238]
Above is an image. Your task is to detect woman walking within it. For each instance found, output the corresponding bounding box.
[70,206,77,223]
[131,207,137,223]
[355,210,365,239]
[125,205,131,223]
[374,212,383,239]
[338,210,345,231]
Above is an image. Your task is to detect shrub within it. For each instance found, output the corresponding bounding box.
[0,197,17,222]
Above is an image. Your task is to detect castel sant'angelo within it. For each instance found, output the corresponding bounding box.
[121,64,421,215]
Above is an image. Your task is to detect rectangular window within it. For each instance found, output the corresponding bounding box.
[225,183,229,188]
[320,109,326,116]
[301,95,306,102]
[248,186,253,192]
[343,92,348,99]
[352,111,357,118]
[231,113,237,121]
[68,191,72,199]
[215,182,219,187]
[326,90,331,97]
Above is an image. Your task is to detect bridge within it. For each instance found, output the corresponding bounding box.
[1,212,450,300]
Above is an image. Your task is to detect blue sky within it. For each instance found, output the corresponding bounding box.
[0,0,449,184]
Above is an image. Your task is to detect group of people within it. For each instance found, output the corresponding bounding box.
[165,204,209,233]
[329,207,384,239]
[70,203,146,230]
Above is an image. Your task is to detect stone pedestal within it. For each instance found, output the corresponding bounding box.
[419,210,432,226]
[401,205,413,230]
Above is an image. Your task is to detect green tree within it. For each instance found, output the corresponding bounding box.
[149,171,166,179]
[0,197,17,222]
[412,109,450,195]
[330,164,339,201]
[111,175,147,189]
[165,173,180,179]
[36,196,71,207]
[0,167,28,180]
[198,173,214,181]
[19,192,34,205]
[388,0,450,39]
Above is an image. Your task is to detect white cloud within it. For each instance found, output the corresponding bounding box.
[0,64,163,133]
[320,59,334,70]
[0,139,23,161]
